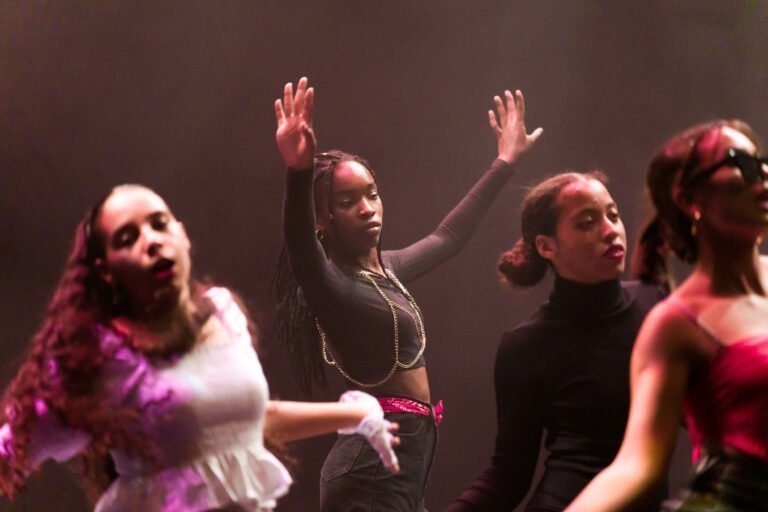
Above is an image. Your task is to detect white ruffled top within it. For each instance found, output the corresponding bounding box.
[1,287,292,511]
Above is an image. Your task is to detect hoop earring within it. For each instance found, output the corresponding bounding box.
[315,227,325,241]
[690,210,701,238]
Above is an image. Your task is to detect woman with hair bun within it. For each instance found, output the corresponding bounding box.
[447,171,666,511]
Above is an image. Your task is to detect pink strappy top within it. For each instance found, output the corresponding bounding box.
[667,296,768,463]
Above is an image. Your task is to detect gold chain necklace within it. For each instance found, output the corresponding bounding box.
[316,268,427,388]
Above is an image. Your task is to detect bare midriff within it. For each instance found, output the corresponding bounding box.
[353,366,430,403]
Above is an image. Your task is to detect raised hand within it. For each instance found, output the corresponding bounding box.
[275,76,316,170]
[489,89,543,165]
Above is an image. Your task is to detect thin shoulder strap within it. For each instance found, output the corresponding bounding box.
[664,295,723,348]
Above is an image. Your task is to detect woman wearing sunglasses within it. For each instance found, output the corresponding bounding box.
[566,119,768,512]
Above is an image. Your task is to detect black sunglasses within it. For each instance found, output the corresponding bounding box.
[686,147,768,186]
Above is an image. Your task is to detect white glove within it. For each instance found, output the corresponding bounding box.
[337,391,399,472]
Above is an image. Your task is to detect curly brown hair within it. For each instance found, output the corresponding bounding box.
[2,185,293,501]
[0,191,149,498]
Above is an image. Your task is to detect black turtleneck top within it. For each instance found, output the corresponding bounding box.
[446,277,667,512]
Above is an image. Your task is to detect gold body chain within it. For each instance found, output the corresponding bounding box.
[316,268,427,388]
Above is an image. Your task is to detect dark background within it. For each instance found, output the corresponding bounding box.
[2,2,767,510]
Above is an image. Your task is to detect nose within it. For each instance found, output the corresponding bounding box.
[141,226,163,256]
[601,217,620,241]
[359,198,376,217]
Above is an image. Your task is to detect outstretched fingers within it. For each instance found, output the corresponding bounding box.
[488,109,501,134]
[293,77,308,117]
[495,95,506,128]
[517,90,543,143]
[514,89,525,120]
[304,86,315,127]
[528,126,544,143]
[505,89,518,123]
[274,99,285,124]
[282,82,294,117]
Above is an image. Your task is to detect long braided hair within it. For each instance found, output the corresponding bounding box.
[273,150,377,397]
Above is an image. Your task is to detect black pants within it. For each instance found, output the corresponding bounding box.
[661,449,768,512]
[320,412,438,512]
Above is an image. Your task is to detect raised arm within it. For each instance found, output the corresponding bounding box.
[565,303,694,511]
[264,391,400,473]
[275,76,315,171]
[384,90,543,282]
[491,89,544,165]
[277,77,349,315]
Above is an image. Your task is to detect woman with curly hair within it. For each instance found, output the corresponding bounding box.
[0,183,399,511]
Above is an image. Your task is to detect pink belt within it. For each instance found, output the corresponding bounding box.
[377,396,444,425]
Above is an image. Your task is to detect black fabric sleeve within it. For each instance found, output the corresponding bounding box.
[283,168,350,319]
[444,330,546,512]
[383,159,514,283]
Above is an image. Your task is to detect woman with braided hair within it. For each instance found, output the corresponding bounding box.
[274,76,542,511]
[0,183,399,511]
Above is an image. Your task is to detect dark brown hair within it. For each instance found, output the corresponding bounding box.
[0,185,219,499]
[631,120,763,285]
[0,187,145,497]
[498,171,608,287]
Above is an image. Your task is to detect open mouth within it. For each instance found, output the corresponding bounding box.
[152,258,175,280]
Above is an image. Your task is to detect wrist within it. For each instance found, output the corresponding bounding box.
[493,157,515,171]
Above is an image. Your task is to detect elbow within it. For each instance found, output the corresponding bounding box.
[263,401,284,441]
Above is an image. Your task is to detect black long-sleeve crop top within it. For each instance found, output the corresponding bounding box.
[283,159,513,386]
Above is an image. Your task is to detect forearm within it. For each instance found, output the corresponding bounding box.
[444,332,544,510]
[283,168,328,283]
[565,458,664,512]
[433,158,514,246]
[386,158,514,280]
[446,463,530,512]
[264,400,369,443]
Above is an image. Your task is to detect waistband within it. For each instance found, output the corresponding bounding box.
[662,448,768,511]
[377,396,443,425]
